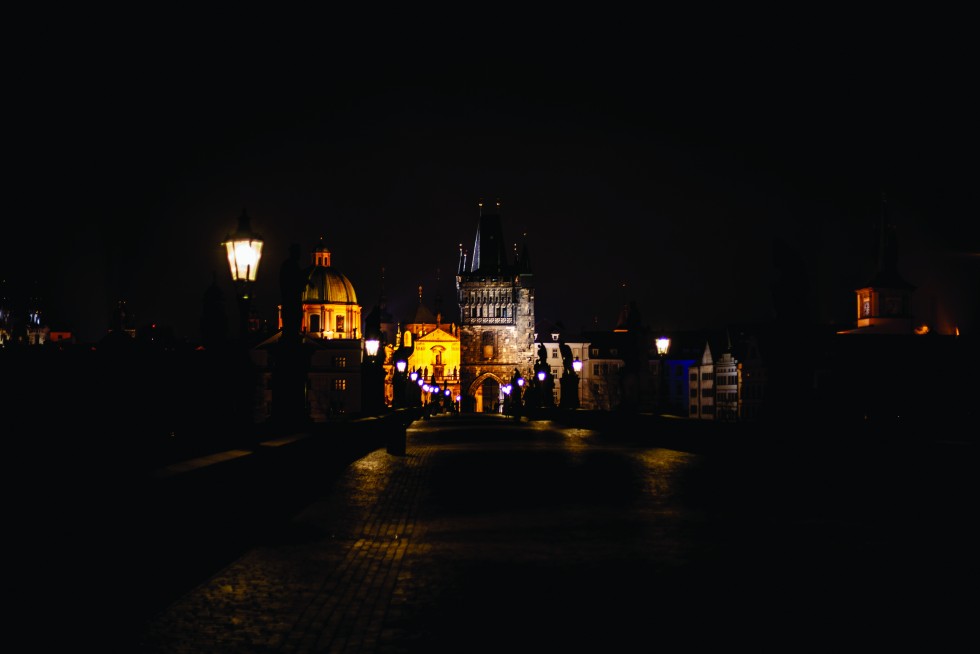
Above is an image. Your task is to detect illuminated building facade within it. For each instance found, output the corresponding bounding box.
[277,238,362,341]
[253,238,366,421]
[398,285,461,408]
[456,201,536,413]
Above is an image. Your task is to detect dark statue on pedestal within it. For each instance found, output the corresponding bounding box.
[279,243,314,345]
[271,243,315,428]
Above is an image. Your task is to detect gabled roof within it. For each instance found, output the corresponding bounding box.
[700,341,714,365]
[414,327,457,343]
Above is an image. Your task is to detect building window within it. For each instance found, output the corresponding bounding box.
[334,357,346,368]
[336,316,345,332]
[333,379,347,391]
[482,332,494,360]
[552,349,558,359]
[591,348,599,356]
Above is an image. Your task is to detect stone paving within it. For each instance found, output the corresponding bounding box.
[128,413,975,653]
[138,438,435,653]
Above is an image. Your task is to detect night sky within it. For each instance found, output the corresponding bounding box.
[5,24,977,344]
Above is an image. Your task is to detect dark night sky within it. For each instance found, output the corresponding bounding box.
[5,22,977,344]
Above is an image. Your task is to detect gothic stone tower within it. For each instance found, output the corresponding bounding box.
[456,201,536,413]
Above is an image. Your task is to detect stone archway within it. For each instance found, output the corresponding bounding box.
[466,373,504,413]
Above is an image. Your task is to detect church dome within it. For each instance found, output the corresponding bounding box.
[304,266,358,305]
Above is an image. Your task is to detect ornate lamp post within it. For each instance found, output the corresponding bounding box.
[502,381,512,415]
[409,368,422,408]
[536,369,549,409]
[393,359,407,408]
[363,335,382,415]
[362,310,383,415]
[573,357,583,409]
[508,370,524,421]
[222,209,264,341]
[656,335,671,415]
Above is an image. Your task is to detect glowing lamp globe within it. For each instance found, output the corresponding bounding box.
[223,209,264,283]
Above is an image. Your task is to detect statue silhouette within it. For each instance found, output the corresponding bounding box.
[280,243,313,342]
[559,340,574,376]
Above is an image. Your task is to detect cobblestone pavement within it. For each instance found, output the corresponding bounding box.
[127,414,974,653]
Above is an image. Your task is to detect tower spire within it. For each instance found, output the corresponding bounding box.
[878,191,897,274]
[379,266,387,310]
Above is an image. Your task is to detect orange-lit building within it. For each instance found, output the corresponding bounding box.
[277,238,362,340]
[384,285,461,409]
[253,238,366,421]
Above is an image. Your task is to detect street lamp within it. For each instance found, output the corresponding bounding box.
[362,308,383,415]
[362,337,382,416]
[656,335,671,415]
[393,358,407,408]
[535,368,554,409]
[507,369,525,421]
[572,357,583,409]
[222,209,264,341]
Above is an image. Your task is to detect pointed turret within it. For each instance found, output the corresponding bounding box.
[470,200,509,274]
[866,192,914,291]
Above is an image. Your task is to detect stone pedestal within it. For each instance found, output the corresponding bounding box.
[559,373,580,410]
[269,339,314,430]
